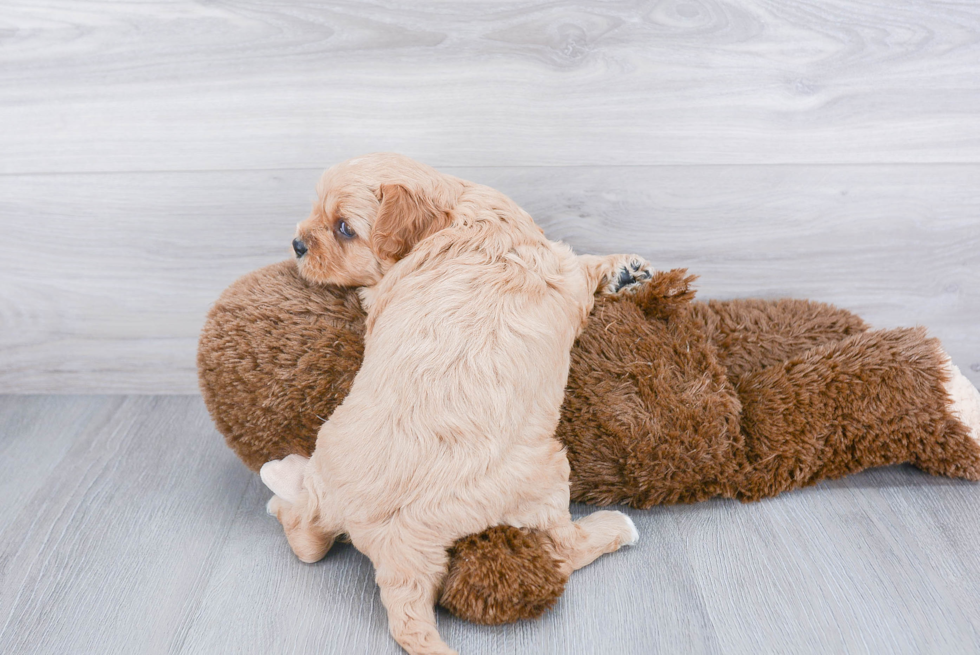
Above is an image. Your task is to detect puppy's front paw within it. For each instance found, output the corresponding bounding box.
[602,256,653,294]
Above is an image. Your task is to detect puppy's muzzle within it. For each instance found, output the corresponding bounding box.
[292,238,308,258]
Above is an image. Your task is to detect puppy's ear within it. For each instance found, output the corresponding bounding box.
[372,183,452,262]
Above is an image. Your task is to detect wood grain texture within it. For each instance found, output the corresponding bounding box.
[0,396,253,655]
[2,0,980,173]
[1,165,977,392]
[2,395,980,654]
[2,0,979,392]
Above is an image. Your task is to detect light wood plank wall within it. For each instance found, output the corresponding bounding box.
[1,0,978,392]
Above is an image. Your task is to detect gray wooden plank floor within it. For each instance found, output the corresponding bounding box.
[2,394,980,655]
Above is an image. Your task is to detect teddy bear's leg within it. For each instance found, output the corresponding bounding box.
[730,327,980,502]
[439,525,568,624]
[692,298,869,380]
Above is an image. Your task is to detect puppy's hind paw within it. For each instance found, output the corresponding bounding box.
[260,454,308,505]
[602,256,654,294]
[621,514,640,547]
[266,494,290,518]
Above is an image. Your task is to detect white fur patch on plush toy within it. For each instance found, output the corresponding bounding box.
[944,361,980,445]
[260,454,309,506]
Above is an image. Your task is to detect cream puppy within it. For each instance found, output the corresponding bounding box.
[264,153,649,655]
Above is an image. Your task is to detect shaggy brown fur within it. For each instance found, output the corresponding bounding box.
[440,526,566,625]
[198,260,980,624]
[561,276,980,507]
[198,261,365,471]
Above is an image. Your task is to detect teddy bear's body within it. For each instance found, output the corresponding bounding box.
[563,269,979,508]
[199,260,980,624]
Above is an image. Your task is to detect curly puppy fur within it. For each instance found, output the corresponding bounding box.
[254,153,646,655]
[199,261,980,626]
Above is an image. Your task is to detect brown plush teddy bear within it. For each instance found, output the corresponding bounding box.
[198,259,980,625]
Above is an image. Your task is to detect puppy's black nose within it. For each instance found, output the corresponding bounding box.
[292,238,308,258]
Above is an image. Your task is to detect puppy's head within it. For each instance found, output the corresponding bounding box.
[293,153,459,287]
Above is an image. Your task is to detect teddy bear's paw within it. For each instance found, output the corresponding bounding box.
[602,256,654,295]
[944,360,980,445]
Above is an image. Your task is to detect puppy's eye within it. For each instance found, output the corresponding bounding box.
[336,219,356,239]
